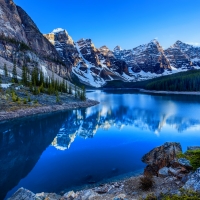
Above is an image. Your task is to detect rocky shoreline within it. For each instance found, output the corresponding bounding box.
[8,142,200,200]
[0,99,99,122]
[140,89,200,96]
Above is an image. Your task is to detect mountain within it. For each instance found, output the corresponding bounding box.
[45,28,200,87]
[1,0,200,88]
[44,30,132,87]
[0,0,71,82]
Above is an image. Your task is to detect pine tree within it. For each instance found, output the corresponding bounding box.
[39,70,44,86]
[80,86,86,101]
[4,64,8,77]
[75,84,77,98]
[22,65,27,85]
[12,63,18,83]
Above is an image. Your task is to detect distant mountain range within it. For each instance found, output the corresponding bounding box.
[45,28,200,87]
[0,0,200,87]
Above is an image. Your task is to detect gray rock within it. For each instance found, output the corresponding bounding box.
[187,146,200,151]
[168,167,181,176]
[142,142,182,176]
[113,194,127,200]
[81,189,99,200]
[178,158,192,169]
[158,167,169,178]
[8,188,42,200]
[183,167,200,191]
[64,191,77,199]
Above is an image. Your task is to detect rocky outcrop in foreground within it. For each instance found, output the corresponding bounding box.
[142,142,182,176]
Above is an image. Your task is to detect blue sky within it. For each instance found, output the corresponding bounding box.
[14,0,200,50]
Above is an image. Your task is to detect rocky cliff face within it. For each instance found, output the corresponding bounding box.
[173,41,200,66]
[0,0,27,43]
[1,0,200,87]
[114,40,171,74]
[45,30,132,87]
[16,6,60,60]
[0,0,70,82]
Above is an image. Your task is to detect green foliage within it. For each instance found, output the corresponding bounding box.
[186,150,200,170]
[143,193,157,200]
[22,65,29,86]
[178,150,200,170]
[19,43,30,51]
[23,98,27,104]
[34,99,38,104]
[80,86,86,101]
[12,63,18,83]
[160,189,200,200]
[104,69,200,91]
[139,175,154,191]
[145,70,200,91]
[0,34,31,51]
[56,91,60,103]
[11,91,17,102]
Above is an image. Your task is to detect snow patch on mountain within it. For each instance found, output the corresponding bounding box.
[73,42,106,87]
[52,28,65,33]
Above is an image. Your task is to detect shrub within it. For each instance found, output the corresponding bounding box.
[178,150,200,170]
[186,150,200,170]
[161,189,200,200]
[34,99,38,104]
[11,91,17,102]
[143,193,157,200]
[139,175,154,191]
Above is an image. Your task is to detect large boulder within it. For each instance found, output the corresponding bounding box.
[178,158,192,170]
[183,167,200,191]
[142,142,182,176]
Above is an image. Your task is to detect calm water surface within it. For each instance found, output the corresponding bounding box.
[1,90,200,199]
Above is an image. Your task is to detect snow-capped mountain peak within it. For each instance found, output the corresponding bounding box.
[52,28,66,34]
[114,46,122,52]
[45,28,200,87]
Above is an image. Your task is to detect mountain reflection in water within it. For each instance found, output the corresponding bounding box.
[2,90,200,199]
[52,91,200,151]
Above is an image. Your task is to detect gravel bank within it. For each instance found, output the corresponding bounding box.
[0,99,99,122]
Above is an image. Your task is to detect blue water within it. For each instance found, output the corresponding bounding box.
[1,90,200,199]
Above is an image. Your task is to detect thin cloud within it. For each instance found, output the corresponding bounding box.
[187,42,200,47]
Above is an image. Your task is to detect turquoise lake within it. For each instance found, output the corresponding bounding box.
[1,90,200,199]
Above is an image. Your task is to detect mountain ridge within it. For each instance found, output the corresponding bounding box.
[44,28,200,87]
[0,0,200,88]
